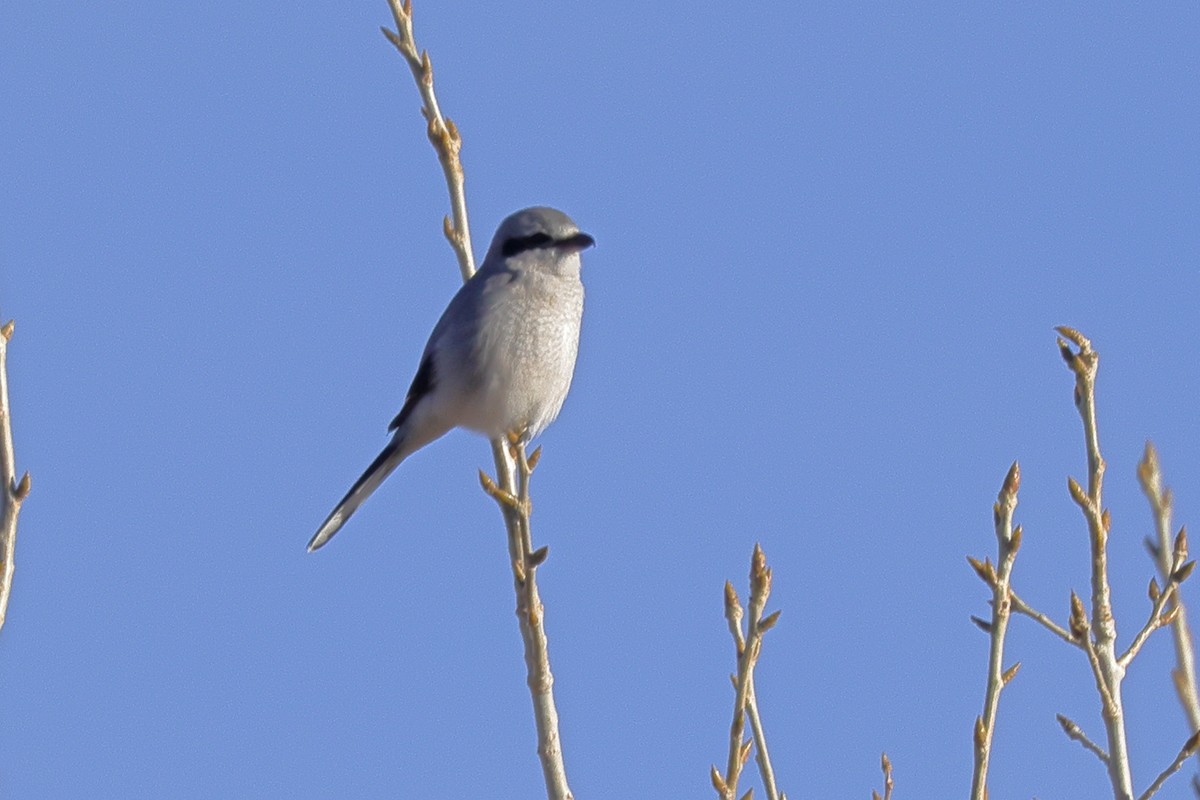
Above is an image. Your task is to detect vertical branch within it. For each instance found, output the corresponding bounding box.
[871,752,894,800]
[481,443,571,799]
[382,0,475,281]
[745,681,781,800]
[1138,443,1200,738]
[711,544,782,800]
[969,461,1022,800]
[381,3,571,797]
[0,316,31,634]
[1056,326,1133,800]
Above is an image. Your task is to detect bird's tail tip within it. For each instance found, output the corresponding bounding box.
[306,514,345,553]
[307,439,405,554]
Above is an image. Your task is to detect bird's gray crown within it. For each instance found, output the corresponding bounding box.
[486,207,594,261]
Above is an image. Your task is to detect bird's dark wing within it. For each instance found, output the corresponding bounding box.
[388,353,436,433]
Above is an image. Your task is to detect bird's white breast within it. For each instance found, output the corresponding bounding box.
[461,266,584,440]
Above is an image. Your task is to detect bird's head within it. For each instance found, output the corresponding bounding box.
[484,207,595,274]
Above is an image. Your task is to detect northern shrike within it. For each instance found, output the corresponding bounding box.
[307,206,594,552]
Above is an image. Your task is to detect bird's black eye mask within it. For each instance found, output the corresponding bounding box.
[503,232,561,257]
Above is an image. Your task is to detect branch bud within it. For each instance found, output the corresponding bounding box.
[710,765,727,794]
[1009,524,1023,554]
[724,582,742,617]
[1000,461,1020,498]
[1137,441,1158,490]
[1145,537,1161,561]
[1149,577,1161,602]
[1057,336,1075,366]
[381,26,403,51]
[758,609,781,633]
[1054,325,1091,351]
[750,544,770,593]
[478,470,519,508]
[1069,591,1089,640]
[528,545,549,567]
[1172,560,1196,585]
[970,615,992,633]
[1067,476,1089,508]
[11,472,29,501]
[1002,662,1022,685]
[419,50,433,86]
[967,556,997,588]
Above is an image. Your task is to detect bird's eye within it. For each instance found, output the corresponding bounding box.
[502,232,555,257]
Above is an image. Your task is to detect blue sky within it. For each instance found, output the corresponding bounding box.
[3,2,1200,797]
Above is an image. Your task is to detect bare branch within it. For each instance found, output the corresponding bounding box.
[745,682,780,800]
[1119,581,1180,669]
[874,752,894,800]
[1138,442,1200,737]
[1009,588,1078,647]
[1070,590,1120,719]
[486,441,574,799]
[716,545,781,800]
[1138,729,1200,800]
[1056,327,1133,799]
[382,0,475,281]
[380,3,571,796]
[0,315,30,634]
[970,461,1021,800]
[1057,713,1110,765]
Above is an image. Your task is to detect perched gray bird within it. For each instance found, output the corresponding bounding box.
[308,207,594,552]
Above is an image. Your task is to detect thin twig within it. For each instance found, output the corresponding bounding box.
[745,681,780,800]
[1119,580,1180,669]
[0,316,30,634]
[1138,730,1200,800]
[1057,713,1110,765]
[380,3,571,797]
[1057,326,1133,800]
[1069,589,1120,724]
[970,461,1021,800]
[382,0,475,281]
[1138,443,1200,739]
[1009,589,1078,648]
[713,545,781,800]
[479,442,570,799]
[513,442,571,797]
[871,752,894,800]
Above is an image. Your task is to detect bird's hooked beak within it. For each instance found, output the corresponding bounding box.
[556,232,595,254]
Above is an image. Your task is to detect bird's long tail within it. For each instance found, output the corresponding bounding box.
[308,440,406,552]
